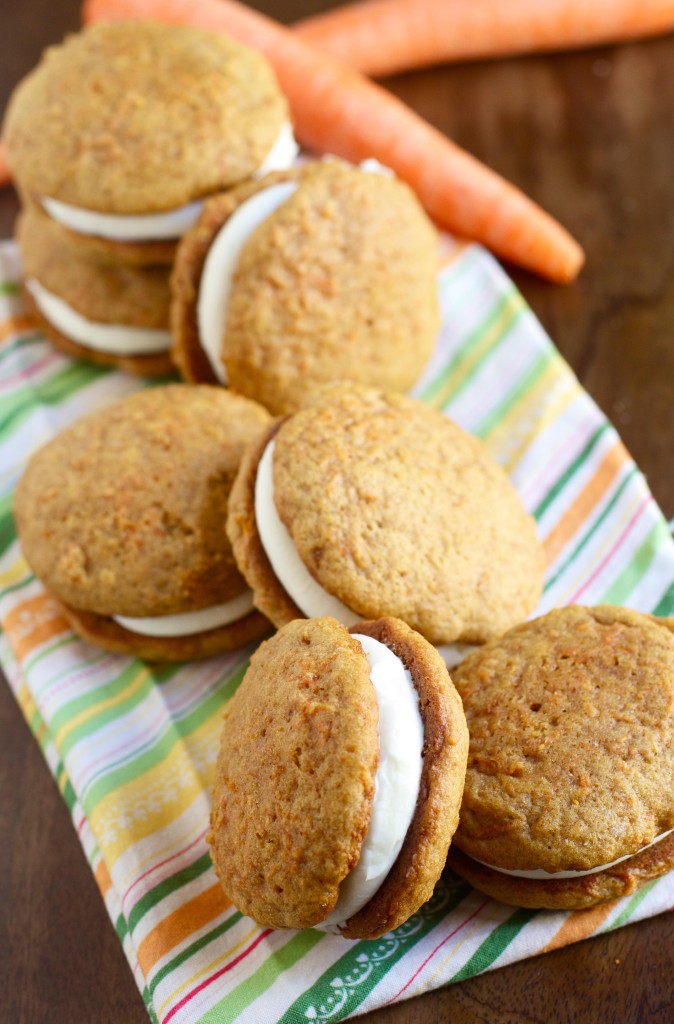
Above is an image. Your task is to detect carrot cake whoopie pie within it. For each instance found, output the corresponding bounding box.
[3,20,298,267]
[13,385,272,661]
[447,605,674,909]
[171,159,440,413]
[227,385,546,648]
[17,205,174,376]
[209,616,469,938]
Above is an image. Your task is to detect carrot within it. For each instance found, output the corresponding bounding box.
[295,0,674,78]
[0,143,12,189]
[82,0,584,283]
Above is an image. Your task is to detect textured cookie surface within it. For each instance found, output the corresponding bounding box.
[3,20,287,212]
[229,386,545,644]
[451,606,674,879]
[209,617,379,930]
[171,161,440,413]
[18,204,171,327]
[14,385,272,617]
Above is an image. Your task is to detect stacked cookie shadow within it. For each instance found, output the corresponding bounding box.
[7,21,674,940]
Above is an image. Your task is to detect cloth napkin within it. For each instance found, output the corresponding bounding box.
[1,237,673,1024]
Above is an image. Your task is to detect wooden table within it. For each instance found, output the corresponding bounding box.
[1,3,673,1022]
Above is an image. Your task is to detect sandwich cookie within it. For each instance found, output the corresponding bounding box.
[3,21,297,266]
[17,205,173,375]
[447,605,674,909]
[227,385,546,646]
[171,160,440,413]
[209,616,469,938]
[14,385,272,661]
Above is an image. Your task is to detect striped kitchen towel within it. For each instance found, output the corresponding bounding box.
[1,236,673,1024]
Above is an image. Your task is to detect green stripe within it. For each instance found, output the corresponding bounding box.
[148,911,243,997]
[607,880,658,931]
[50,661,158,735]
[653,580,674,617]
[420,290,524,407]
[451,908,537,982]
[0,571,35,601]
[0,360,109,437]
[543,468,636,593]
[114,913,160,1024]
[600,519,670,605]
[474,349,553,440]
[128,852,213,935]
[533,423,609,522]
[0,491,16,555]
[0,281,19,295]
[198,929,323,1024]
[278,880,471,1024]
[24,637,102,677]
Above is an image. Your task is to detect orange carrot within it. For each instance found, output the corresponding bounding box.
[295,0,674,78]
[0,143,12,189]
[82,0,584,282]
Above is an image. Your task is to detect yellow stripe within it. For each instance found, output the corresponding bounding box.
[425,292,526,411]
[488,369,580,473]
[53,666,152,747]
[89,715,222,862]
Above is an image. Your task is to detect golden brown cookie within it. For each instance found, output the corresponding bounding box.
[209,616,468,938]
[14,385,272,660]
[3,21,290,264]
[227,385,546,645]
[171,160,440,412]
[17,205,173,376]
[446,605,674,909]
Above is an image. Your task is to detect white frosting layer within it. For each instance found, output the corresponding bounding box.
[255,439,360,625]
[473,827,674,880]
[25,278,171,356]
[113,591,255,638]
[197,182,298,384]
[41,195,204,242]
[319,633,424,930]
[40,122,298,242]
[253,120,300,178]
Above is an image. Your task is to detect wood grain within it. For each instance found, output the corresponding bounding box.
[1,2,673,1023]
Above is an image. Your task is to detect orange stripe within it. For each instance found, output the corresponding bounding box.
[136,883,230,977]
[540,899,620,953]
[2,593,70,660]
[95,858,113,898]
[543,442,629,564]
[0,313,37,344]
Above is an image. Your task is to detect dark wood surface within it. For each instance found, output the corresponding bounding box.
[1,3,673,1023]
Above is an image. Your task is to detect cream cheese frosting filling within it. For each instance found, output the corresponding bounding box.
[113,590,256,638]
[25,278,171,356]
[318,633,424,930]
[470,827,674,880]
[39,122,298,243]
[255,438,360,625]
[196,181,298,385]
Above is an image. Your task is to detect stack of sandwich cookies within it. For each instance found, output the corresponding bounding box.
[208,616,469,938]
[171,160,440,412]
[227,385,546,648]
[446,605,674,909]
[2,20,297,369]
[13,385,272,661]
